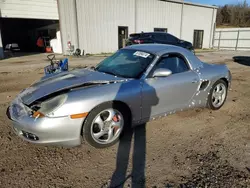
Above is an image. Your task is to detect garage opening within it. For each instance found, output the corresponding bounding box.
[1,18,59,57]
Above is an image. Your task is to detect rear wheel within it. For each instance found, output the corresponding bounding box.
[207,79,228,110]
[82,102,130,148]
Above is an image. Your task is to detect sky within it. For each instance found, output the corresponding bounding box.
[187,0,250,6]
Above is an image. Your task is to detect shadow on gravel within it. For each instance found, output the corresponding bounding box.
[104,72,159,187]
[233,56,250,66]
[109,124,147,188]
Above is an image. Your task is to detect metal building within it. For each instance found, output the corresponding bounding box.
[58,0,217,55]
[0,0,59,59]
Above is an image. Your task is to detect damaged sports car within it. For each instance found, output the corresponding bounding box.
[6,44,231,148]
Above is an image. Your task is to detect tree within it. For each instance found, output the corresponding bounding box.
[221,5,230,24]
[216,2,250,27]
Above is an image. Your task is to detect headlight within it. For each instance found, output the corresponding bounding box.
[32,94,68,118]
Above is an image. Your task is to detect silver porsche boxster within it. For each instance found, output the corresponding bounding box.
[7,44,231,148]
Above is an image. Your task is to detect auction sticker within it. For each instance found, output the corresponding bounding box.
[133,51,150,58]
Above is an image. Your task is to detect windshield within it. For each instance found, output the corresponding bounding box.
[96,49,155,78]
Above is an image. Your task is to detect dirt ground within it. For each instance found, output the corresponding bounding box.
[0,51,249,188]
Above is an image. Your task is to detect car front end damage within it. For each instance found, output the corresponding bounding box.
[6,93,85,147]
[6,68,129,147]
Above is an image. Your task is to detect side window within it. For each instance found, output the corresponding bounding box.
[166,34,178,43]
[155,54,189,74]
[154,34,166,41]
[141,34,152,39]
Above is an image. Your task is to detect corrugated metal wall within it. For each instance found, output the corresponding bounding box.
[76,0,135,54]
[182,5,215,48]
[0,0,58,20]
[136,0,182,37]
[58,0,79,54]
[58,0,216,54]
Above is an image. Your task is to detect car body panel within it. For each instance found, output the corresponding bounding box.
[124,44,203,70]
[54,79,142,123]
[20,69,126,105]
[126,32,194,51]
[11,115,83,147]
[7,44,231,147]
[142,70,200,119]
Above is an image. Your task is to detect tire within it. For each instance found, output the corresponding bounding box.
[82,102,130,148]
[207,79,228,110]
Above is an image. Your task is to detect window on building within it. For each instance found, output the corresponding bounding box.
[154,28,168,32]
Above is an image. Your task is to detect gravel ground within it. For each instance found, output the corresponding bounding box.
[0,51,249,188]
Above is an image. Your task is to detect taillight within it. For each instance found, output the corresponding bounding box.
[134,39,144,44]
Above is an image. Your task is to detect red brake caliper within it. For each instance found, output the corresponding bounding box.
[112,114,120,133]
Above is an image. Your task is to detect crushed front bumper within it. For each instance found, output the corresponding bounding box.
[6,105,84,147]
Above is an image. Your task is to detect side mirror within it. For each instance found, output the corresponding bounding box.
[152,68,172,78]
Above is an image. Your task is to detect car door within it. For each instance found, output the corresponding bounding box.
[165,34,179,46]
[141,53,200,120]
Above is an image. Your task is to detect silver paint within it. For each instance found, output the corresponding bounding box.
[7,44,232,147]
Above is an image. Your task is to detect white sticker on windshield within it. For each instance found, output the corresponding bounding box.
[133,51,150,58]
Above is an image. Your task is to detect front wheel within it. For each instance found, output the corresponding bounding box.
[207,79,228,110]
[82,102,130,148]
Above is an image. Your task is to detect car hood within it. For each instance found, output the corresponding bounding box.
[18,69,128,105]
